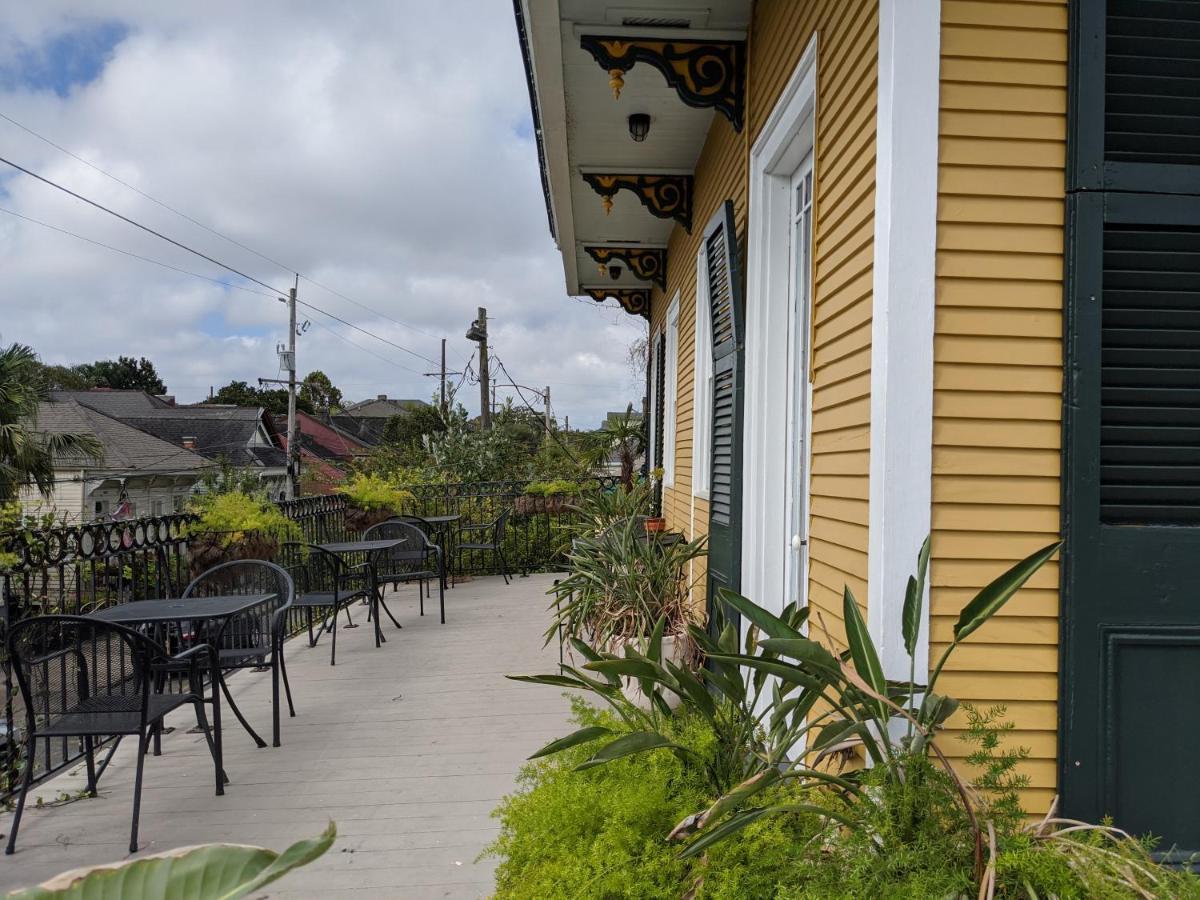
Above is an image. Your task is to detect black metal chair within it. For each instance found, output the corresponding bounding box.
[284,543,373,666]
[6,615,219,855]
[181,560,294,749]
[456,507,512,585]
[364,519,446,624]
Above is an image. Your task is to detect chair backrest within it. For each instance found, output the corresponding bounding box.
[363,520,431,570]
[7,615,160,731]
[183,560,294,612]
[493,507,512,543]
[283,543,347,595]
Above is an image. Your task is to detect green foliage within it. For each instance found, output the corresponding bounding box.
[197,455,263,497]
[487,702,824,900]
[40,355,167,394]
[8,822,335,899]
[524,479,581,497]
[342,472,412,512]
[547,515,707,650]
[186,490,303,549]
[298,370,342,414]
[961,704,1030,834]
[206,380,313,416]
[380,403,447,452]
[1,343,103,502]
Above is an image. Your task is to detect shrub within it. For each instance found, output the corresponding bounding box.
[342,472,412,512]
[187,490,302,546]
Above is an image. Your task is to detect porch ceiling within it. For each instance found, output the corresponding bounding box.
[520,0,750,303]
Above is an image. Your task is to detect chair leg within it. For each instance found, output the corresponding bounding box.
[330,604,339,666]
[84,735,98,796]
[130,730,150,854]
[190,697,224,794]
[5,736,37,855]
[438,571,446,625]
[218,673,268,749]
[498,548,510,585]
[280,643,296,717]
[271,651,282,748]
[306,608,316,647]
[419,580,425,616]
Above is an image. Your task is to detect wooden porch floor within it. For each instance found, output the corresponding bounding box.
[0,574,572,898]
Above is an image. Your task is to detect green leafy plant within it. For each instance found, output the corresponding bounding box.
[524,479,582,497]
[341,472,412,512]
[7,822,335,899]
[187,491,303,547]
[546,514,706,653]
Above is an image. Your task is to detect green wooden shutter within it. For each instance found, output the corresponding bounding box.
[653,332,667,514]
[704,200,745,619]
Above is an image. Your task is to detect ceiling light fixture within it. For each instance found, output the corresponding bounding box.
[628,113,651,142]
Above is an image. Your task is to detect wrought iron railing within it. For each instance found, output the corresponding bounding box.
[1,477,611,800]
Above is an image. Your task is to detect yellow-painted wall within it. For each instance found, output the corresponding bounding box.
[651,0,879,635]
[932,0,1067,813]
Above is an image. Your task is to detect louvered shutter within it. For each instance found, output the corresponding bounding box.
[704,200,745,616]
[1062,0,1200,853]
[653,332,667,514]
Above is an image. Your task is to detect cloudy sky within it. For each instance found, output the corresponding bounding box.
[0,1,646,429]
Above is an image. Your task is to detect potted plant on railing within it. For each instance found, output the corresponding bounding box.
[515,480,581,517]
[341,473,412,532]
[184,490,304,577]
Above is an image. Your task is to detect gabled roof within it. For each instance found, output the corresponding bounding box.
[33,400,208,475]
[54,389,173,417]
[342,396,428,418]
[119,409,286,468]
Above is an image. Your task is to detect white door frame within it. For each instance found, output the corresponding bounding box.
[742,36,818,618]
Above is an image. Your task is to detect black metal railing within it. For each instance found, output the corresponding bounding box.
[1,477,612,800]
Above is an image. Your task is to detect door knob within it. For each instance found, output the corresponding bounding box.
[790,534,806,551]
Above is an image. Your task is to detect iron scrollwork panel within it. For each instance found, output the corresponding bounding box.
[581,173,693,233]
[582,287,652,319]
[583,246,667,288]
[580,35,746,132]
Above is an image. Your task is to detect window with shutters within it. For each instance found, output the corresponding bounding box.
[693,248,714,498]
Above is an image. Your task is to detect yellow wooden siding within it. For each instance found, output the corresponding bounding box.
[933,0,1067,813]
[648,0,878,642]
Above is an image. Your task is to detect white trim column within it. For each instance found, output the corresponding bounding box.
[867,0,941,680]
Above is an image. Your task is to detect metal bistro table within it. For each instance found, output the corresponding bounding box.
[314,539,405,648]
[88,593,277,794]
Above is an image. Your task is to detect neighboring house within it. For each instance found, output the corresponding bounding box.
[333,395,428,446]
[58,391,290,499]
[515,0,1199,853]
[19,399,208,523]
[275,411,370,494]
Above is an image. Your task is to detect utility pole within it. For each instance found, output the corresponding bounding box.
[285,275,299,499]
[544,385,551,434]
[465,307,491,429]
[440,338,447,413]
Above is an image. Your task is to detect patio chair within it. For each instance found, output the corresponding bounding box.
[364,519,446,624]
[6,615,219,855]
[456,507,512,585]
[181,560,294,749]
[284,543,373,666]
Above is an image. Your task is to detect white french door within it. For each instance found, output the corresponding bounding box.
[783,153,814,608]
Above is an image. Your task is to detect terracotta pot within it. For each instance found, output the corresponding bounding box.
[643,517,667,534]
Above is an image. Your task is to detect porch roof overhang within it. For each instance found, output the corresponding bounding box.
[515,0,750,318]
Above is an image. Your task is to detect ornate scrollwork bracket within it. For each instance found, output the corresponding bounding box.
[579,35,745,131]
[584,246,667,289]
[582,287,651,319]
[581,173,693,232]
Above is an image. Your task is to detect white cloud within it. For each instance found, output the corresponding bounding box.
[0,1,646,427]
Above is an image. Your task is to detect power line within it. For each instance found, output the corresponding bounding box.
[0,206,277,299]
[306,319,423,377]
[0,111,465,362]
[0,109,294,274]
[0,153,288,295]
[492,355,581,463]
[295,299,437,367]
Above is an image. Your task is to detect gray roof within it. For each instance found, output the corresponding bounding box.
[33,401,208,474]
[119,408,286,468]
[53,390,173,417]
[343,396,428,418]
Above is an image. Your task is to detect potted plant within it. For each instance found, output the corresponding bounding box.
[515,480,581,517]
[548,515,706,708]
[184,491,304,577]
[341,473,412,532]
[643,516,667,534]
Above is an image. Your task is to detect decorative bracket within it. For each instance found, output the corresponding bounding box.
[581,173,692,232]
[584,246,667,289]
[580,35,745,131]
[583,287,651,319]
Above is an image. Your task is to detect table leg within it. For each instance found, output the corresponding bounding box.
[212,654,225,795]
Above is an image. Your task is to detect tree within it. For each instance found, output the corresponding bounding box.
[599,404,646,489]
[382,403,447,453]
[0,343,102,502]
[299,370,343,414]
[38,355,167,394]
[206,381,312,416]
